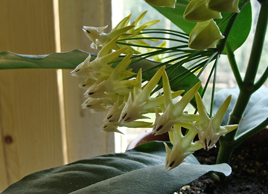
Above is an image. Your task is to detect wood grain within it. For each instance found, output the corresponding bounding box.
[0,0,63,190]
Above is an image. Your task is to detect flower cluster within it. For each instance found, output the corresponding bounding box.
[153,70,238,170]
[72,10,238,171]
[184,0,240,50]
[83,11,159,53]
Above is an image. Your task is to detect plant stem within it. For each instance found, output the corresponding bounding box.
[226,44,243,87]
[216,2,268,164]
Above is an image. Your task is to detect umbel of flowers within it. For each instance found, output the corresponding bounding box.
[72,9,238,170]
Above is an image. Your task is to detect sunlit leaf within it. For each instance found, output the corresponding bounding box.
[0,50,88,69]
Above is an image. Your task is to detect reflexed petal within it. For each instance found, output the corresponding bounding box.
[82,25,108,49]
[152,105,179,135]
[136,66,165,104]
[119,67,165,123]
[119,92,149,123]
[164,142,191,170]
[71,55,93,77]
[113,14,132,30]
[82,98,110,112]
[100,122,123,134]
[78,77,97,89]
[164,124,202,170]
[194,93,238,150]
[123,121,153,128]
[213,95,231,126]
[174,82,201,114]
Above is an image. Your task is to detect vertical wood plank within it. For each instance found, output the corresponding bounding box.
[57,0,114,162]
[0,129,8,189]
[0,0,64,190]
[0,0,56,55]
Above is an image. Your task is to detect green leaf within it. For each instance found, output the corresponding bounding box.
[235,95,268,139]
[148,0,194,34]
[216,2,252,52]
[148,1,251,52]
[0,49,202,100]
[213,87,268,138]
[0,50,88,69]
[2,141,231,194]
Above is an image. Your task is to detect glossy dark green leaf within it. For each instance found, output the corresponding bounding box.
[148,0,194,34]
[2,141,231,194]
[216,2,252,52]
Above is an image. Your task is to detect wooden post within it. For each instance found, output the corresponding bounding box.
[0,0,113,191]
[0,0,63,189]
[57,0,114,163]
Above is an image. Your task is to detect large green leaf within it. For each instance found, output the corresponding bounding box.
[1,141,231,194]
[216,2,252,52]
[0,50,88,69]
[149,0,194,34]
[0,50,201,100]
[213,87,268,139]
[235,95,268,139]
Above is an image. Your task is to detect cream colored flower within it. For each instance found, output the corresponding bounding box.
[152,71,200,135]
[83,11,159,52]
[119,66,165,123]
[164,124,202,170]
[71,35,129,78]
[83,53,137,98]
[82,97,111,112]
[188,93,238,150]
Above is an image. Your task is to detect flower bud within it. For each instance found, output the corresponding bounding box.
[188,19,224,50]
[207,0,240,13]
[145,0,176,8]
[184,0,222,22]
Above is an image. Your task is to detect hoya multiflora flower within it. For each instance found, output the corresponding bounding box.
[84,53,137,98]
[119,67,165,123]
[152,71,201,135]
[164,124,202,170]
[71,35,132,79]
[185,93,238,150]
[83,11,159,52]
[71,35,137,113]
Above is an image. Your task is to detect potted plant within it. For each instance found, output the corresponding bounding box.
[1,0,267,193]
